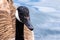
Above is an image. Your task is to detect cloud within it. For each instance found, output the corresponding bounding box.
[30,0,40,2]
[36,21,60,31]
[18,0,30,2]
[13,3,21,8]
[41,35,60,40]
[32,6,57,12]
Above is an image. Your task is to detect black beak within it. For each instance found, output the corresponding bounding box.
[24,17,34,31]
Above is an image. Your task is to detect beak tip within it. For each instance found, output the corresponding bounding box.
[30,28,34,31]
[28,26,34,31]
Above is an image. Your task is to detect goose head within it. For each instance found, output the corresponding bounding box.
[15,6,34,31]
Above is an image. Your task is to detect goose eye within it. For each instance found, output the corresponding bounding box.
[7,0,12,3]
[7,0,9,2]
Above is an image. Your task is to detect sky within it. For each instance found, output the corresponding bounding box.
[13,0,60,40]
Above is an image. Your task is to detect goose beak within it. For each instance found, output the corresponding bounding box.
[24,17,34,31]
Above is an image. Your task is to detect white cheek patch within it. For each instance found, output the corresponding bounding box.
[0,0,3,3]
[15,10,22,22]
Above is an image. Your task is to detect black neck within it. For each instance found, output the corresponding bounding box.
[15,19,24,40]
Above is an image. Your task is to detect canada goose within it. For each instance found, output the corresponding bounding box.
[15,6,34,40]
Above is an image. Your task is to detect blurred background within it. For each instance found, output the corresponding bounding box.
[13,0,60,40]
